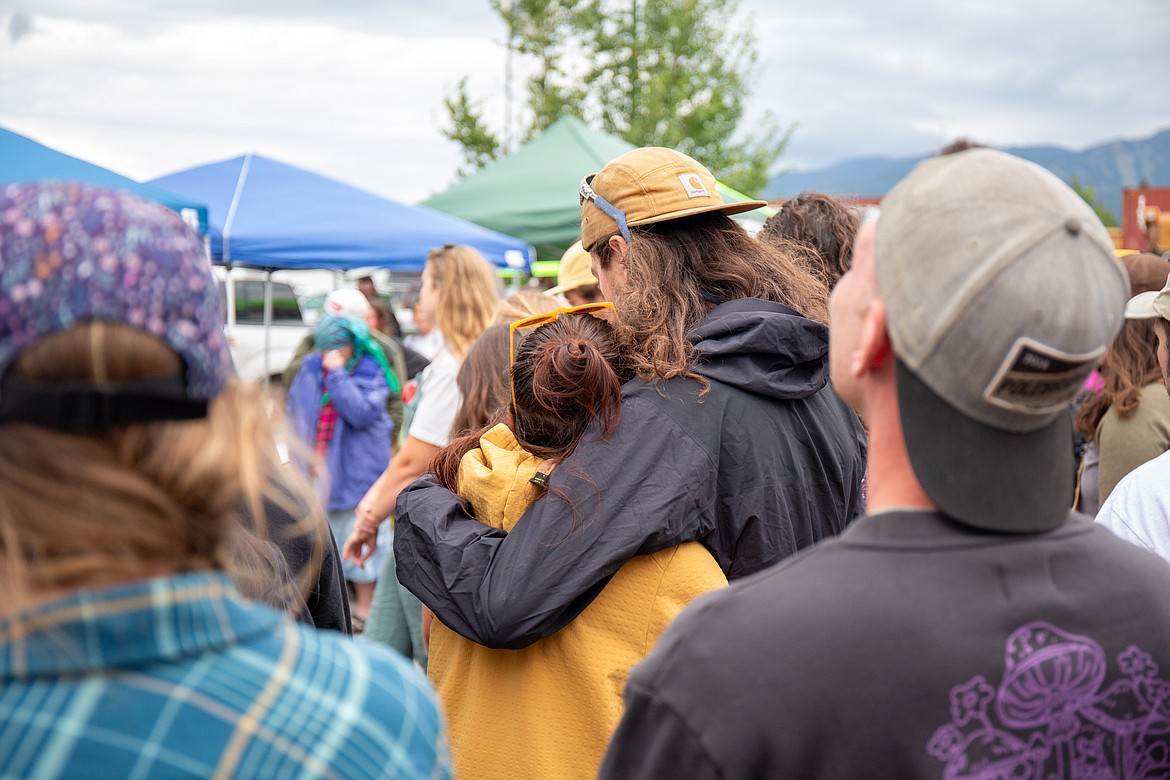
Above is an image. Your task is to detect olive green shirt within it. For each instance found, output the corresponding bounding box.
[1097,381,1170,504]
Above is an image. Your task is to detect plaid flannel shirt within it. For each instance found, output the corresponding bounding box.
[0,571,450,779]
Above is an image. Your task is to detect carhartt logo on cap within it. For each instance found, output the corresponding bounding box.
[678,173,710,199]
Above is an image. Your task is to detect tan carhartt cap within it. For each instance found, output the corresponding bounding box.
[579,147,766,252]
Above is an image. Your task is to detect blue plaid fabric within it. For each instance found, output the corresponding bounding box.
[0,571,451,779]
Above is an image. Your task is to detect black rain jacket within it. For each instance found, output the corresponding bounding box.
[394,298,868,648]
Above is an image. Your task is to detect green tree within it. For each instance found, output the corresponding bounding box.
[495,0,589,142]
[442,0,788,195]
[1070,175,1118,228]
[443,78,504,176]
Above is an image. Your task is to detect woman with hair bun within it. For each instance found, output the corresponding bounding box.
[424,307,727,780]
[452,292,562,439]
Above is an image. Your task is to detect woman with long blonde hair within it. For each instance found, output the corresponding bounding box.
[0,183,448,778]
[345,243,498,663]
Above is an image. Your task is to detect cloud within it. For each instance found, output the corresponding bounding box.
[0,0,1167,205]
[11,0,499,38]
[744,0,1170,170]
[7,12,32,43]
[0,11,508,202]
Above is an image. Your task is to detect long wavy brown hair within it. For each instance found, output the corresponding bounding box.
[431,313,629,493]
[0,322,323,613]
[758,192,861,289]
[592,211,829,389]
[1075,318,1164,441]
[450,324,511,438]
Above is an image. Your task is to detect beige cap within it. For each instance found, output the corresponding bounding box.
[547,241,598,295]
[1124,274,1170,321]
[579,147,766,252]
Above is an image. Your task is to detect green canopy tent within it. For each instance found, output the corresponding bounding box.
[423,116,774,275]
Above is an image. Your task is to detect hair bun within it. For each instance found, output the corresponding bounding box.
[509,311,624,456]
[566,340,590,360]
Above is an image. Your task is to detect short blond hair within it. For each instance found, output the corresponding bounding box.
[491,289,563,326]
[427,245,499,360]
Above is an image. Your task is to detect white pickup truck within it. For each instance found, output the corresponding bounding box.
[217,269,311,384]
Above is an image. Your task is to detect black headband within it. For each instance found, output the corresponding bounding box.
[0,375,208,432]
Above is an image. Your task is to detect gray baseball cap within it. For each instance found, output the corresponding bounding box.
[876,148,1129,532]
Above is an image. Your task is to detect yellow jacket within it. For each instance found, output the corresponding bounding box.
[429,424,727,780]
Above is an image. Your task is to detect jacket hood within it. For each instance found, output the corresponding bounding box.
[458,424,545,533]
[689,298,828,400]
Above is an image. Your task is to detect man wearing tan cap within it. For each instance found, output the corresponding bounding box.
[1096,271,1170,563]
[394,147,867,648]
[547,241,606,306]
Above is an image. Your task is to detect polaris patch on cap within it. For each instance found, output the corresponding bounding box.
[983,338,1104,415]
[678,173,710,199]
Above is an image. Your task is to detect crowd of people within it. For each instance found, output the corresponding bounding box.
[1,140,1169,780]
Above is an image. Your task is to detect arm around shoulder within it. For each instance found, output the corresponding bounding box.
[393,393,717,648]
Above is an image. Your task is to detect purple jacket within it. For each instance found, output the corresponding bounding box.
[286,353,392,511]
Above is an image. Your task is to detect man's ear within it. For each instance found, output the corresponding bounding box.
[852,299,892,376]
[606,234,629,265]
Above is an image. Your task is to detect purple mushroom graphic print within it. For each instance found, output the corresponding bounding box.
[928,622,1170,779]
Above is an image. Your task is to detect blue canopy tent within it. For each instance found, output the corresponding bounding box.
[151,153,535,382]
[0,126,209,234]
[149,153,534,272]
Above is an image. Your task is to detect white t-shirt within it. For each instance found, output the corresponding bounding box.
[1095,448,1170,564]
[404,329,445,362]
[405,348,461,447]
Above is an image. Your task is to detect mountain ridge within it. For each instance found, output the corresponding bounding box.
[766,129,1170,220]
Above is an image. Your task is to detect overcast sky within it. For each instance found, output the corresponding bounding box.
[2,0,1168,203]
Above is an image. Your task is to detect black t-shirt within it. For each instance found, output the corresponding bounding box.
[601,510,1170,779]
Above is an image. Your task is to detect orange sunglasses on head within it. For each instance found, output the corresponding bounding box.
[508,302,619,413]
